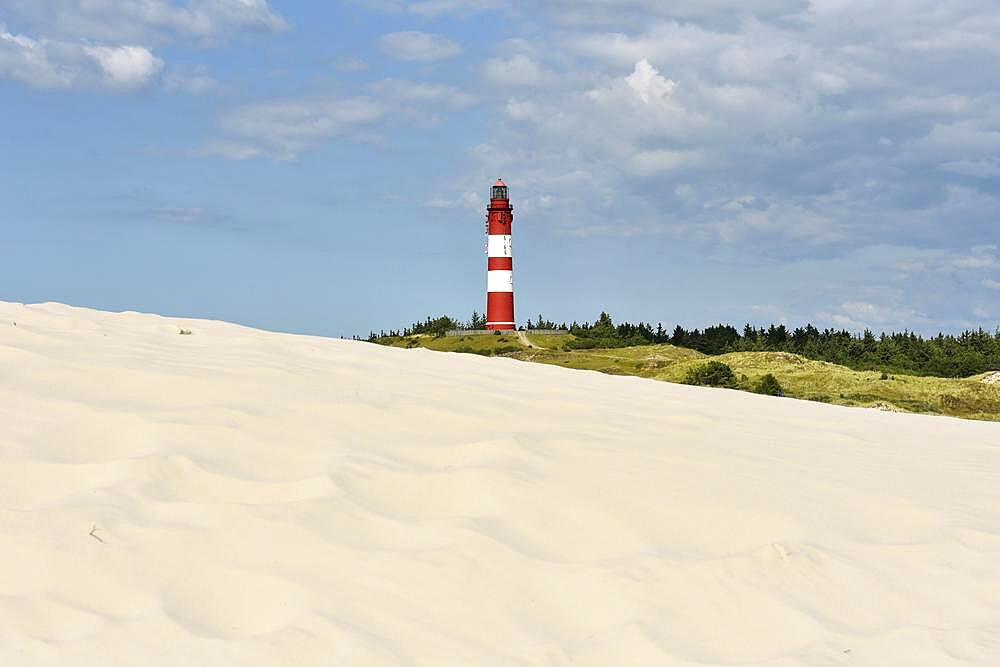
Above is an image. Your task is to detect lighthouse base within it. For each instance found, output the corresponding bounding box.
[486,292,515,331]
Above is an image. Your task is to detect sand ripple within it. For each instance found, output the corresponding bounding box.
[2,301,1000,666]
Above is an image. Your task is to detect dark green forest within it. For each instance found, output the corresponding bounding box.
[370,311,1000,379]
[567,313,1000,378]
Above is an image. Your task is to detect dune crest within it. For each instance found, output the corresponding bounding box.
[1,301,999,665]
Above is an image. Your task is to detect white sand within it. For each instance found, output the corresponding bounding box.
[2,301,999,666]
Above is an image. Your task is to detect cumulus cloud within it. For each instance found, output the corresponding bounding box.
[624,58,674,103]
[0,25,162,89]
[378,31,462,61]
[84,45,164,88]
[425,0,1000,274]
[0,1,285,92]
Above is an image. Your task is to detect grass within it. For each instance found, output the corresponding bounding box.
[522,334,564,349]
[375,334,1000,422]
[377,333,524,356]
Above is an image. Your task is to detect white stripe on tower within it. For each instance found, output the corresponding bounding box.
[487,270,514,292]
[487,235,512,258]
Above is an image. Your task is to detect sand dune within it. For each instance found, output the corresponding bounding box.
[1,301,999,665]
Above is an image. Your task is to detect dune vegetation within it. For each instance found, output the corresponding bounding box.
[375,333,1000,422]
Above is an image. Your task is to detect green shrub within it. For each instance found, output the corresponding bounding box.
[753,373,785,397]
[684,361,737,388]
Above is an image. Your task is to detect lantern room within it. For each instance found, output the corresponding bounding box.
[491,178,508,201]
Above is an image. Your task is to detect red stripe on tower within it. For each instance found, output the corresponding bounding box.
[485,179,515,330]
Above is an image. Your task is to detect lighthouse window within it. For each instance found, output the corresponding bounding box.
[492,186,507,199]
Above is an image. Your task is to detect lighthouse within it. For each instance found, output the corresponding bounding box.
[486,179,515,330]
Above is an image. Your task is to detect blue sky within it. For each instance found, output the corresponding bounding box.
[1,0,998,336]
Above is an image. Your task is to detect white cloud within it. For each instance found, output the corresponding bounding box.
[352,0,502,16]
[948,245,999,271]
[194,140,265,161]
[953,257,998,270]
[409,0,503,15]
[370,79,475,110]
[0,26,71,89]
[841,301,878,317]
[544,0,806,26]
[568,23,732,66]
[84,45,163,88]
[504,98,539,121]
[421,0,1000,260]
[0,1,285,92]
[813,300,921,332]
[358,0,806,26]
[199,75,478,160]
[378,31,461,61]
[625,58,674,103]
[702,200,846,246]
[903,122,1000,162]
[584,60,698,132]
[3,0,287,45]
[984,279,1000,290]
[0,25,162,90]
[630,149,704,175]
[483,55,545,87]
[206,96,385,160]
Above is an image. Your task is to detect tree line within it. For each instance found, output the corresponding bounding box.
[367,311,570,339]
[567,313,1000,378]
[370,311,1000,378]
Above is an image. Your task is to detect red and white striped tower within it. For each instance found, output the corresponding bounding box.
[485,178,515,330]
